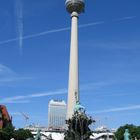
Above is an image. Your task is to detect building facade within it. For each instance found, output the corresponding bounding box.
[48,100,66,130]
[0,105,12,129]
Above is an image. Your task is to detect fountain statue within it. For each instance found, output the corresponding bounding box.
[64,102,95,140]
[124,129,130,140]
[74,101,85,113]
[34,129,41,140]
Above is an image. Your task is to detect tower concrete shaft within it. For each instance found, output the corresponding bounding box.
[67,12,79,119]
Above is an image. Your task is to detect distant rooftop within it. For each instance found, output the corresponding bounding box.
[49,100,66,106]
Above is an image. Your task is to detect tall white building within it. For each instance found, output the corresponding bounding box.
[48,100,67,130]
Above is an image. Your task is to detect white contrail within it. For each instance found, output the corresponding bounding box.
[0,38,17,45]
[91,104,140,114]
[23,27,70,39]
[79,21,104,28]
[0,22,103,45]
[0,89,67,103]
[0,81,105,103]
[0,16,136,46]
[114,16,136,21]
[15,0,23,54]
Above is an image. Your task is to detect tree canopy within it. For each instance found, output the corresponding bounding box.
[0,124,33,140]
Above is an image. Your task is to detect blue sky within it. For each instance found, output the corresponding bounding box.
[0,0,140,129]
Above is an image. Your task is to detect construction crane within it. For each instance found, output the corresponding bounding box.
[20,112,29,127]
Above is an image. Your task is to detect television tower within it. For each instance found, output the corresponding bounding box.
[65,0,85,119]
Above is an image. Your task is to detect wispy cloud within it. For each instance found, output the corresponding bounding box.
[0,64,32,84]
[92,104,140,114]
[0,64,16,82]
[0,89,67,104]
[3,100,30,104]
[0,64,15,75]
[82,39,140,50]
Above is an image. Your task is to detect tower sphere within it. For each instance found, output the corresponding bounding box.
[65,0,85,14]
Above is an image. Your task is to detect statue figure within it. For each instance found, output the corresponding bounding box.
[35,129,41,140]
[124,129,130,140]
[74,101,85,113]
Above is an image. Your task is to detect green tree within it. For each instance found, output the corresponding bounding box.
[0,129,9,140]
[0,124,15,140]
[14,129,33,140]
[135,126,140,139]
[0,106,33,139]
[115,124,140,140]
[0,124,33,140]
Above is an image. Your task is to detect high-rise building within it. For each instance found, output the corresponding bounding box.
[48,100,67,130]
